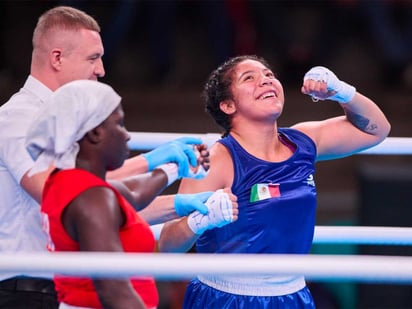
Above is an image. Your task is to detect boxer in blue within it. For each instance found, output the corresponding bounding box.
[159,55,391,308]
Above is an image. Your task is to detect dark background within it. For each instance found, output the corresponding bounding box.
[1,1,411,308]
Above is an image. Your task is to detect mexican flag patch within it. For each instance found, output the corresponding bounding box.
[250,183,280,202]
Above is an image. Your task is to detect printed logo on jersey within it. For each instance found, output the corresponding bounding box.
[250,183,281,202]
[306,174,315,187]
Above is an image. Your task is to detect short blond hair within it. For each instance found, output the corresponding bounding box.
[32,6,100,49]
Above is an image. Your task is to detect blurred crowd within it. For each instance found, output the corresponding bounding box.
[1,0,412,95]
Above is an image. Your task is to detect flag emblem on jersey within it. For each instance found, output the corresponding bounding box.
[250,183,280,202]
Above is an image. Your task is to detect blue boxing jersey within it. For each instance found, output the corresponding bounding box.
[195,128,317,255]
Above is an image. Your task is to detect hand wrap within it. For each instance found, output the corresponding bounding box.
[156,163,179,186]
[187,189,234,235]
[187,165,209,179]
[304,66,356,103]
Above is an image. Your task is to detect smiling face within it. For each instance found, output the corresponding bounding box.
[223,59,285,125]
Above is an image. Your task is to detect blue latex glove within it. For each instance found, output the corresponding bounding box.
[142,137,202,177]
[174,191,213,217]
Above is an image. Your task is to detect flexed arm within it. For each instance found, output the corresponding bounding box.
[295,66,391,161]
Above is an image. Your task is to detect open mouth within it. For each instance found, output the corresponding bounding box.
[258,91,277,100]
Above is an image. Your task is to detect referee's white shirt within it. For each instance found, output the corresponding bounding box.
[0,76,53,281]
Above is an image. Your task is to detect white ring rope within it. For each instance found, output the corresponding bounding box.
[128,133,412,155]
[150,224,412,245]
[313,226,412,245]
[2,252,412,283]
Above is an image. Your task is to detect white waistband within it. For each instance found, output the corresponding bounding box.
[197,274,306,296]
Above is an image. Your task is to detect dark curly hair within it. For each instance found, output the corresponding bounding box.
[202,55,271,137]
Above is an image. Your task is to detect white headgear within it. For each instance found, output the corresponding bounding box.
[25,80,121,176]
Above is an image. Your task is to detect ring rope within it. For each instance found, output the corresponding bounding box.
[150,224,412,245]
[313,226,412,245]
[128,133,412,155]
[2,252,412,283]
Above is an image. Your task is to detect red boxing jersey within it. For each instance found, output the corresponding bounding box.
[41,168,158,308]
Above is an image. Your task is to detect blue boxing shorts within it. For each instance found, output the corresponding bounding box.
[182,277,315,309]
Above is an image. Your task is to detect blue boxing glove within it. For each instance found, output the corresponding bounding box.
[174,191,213,217]
[142,137,202,177]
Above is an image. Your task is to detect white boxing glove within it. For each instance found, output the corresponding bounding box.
[304,66,356,103]
[187,189,234,235]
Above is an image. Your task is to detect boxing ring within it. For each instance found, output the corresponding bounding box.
[2,134,412,284]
